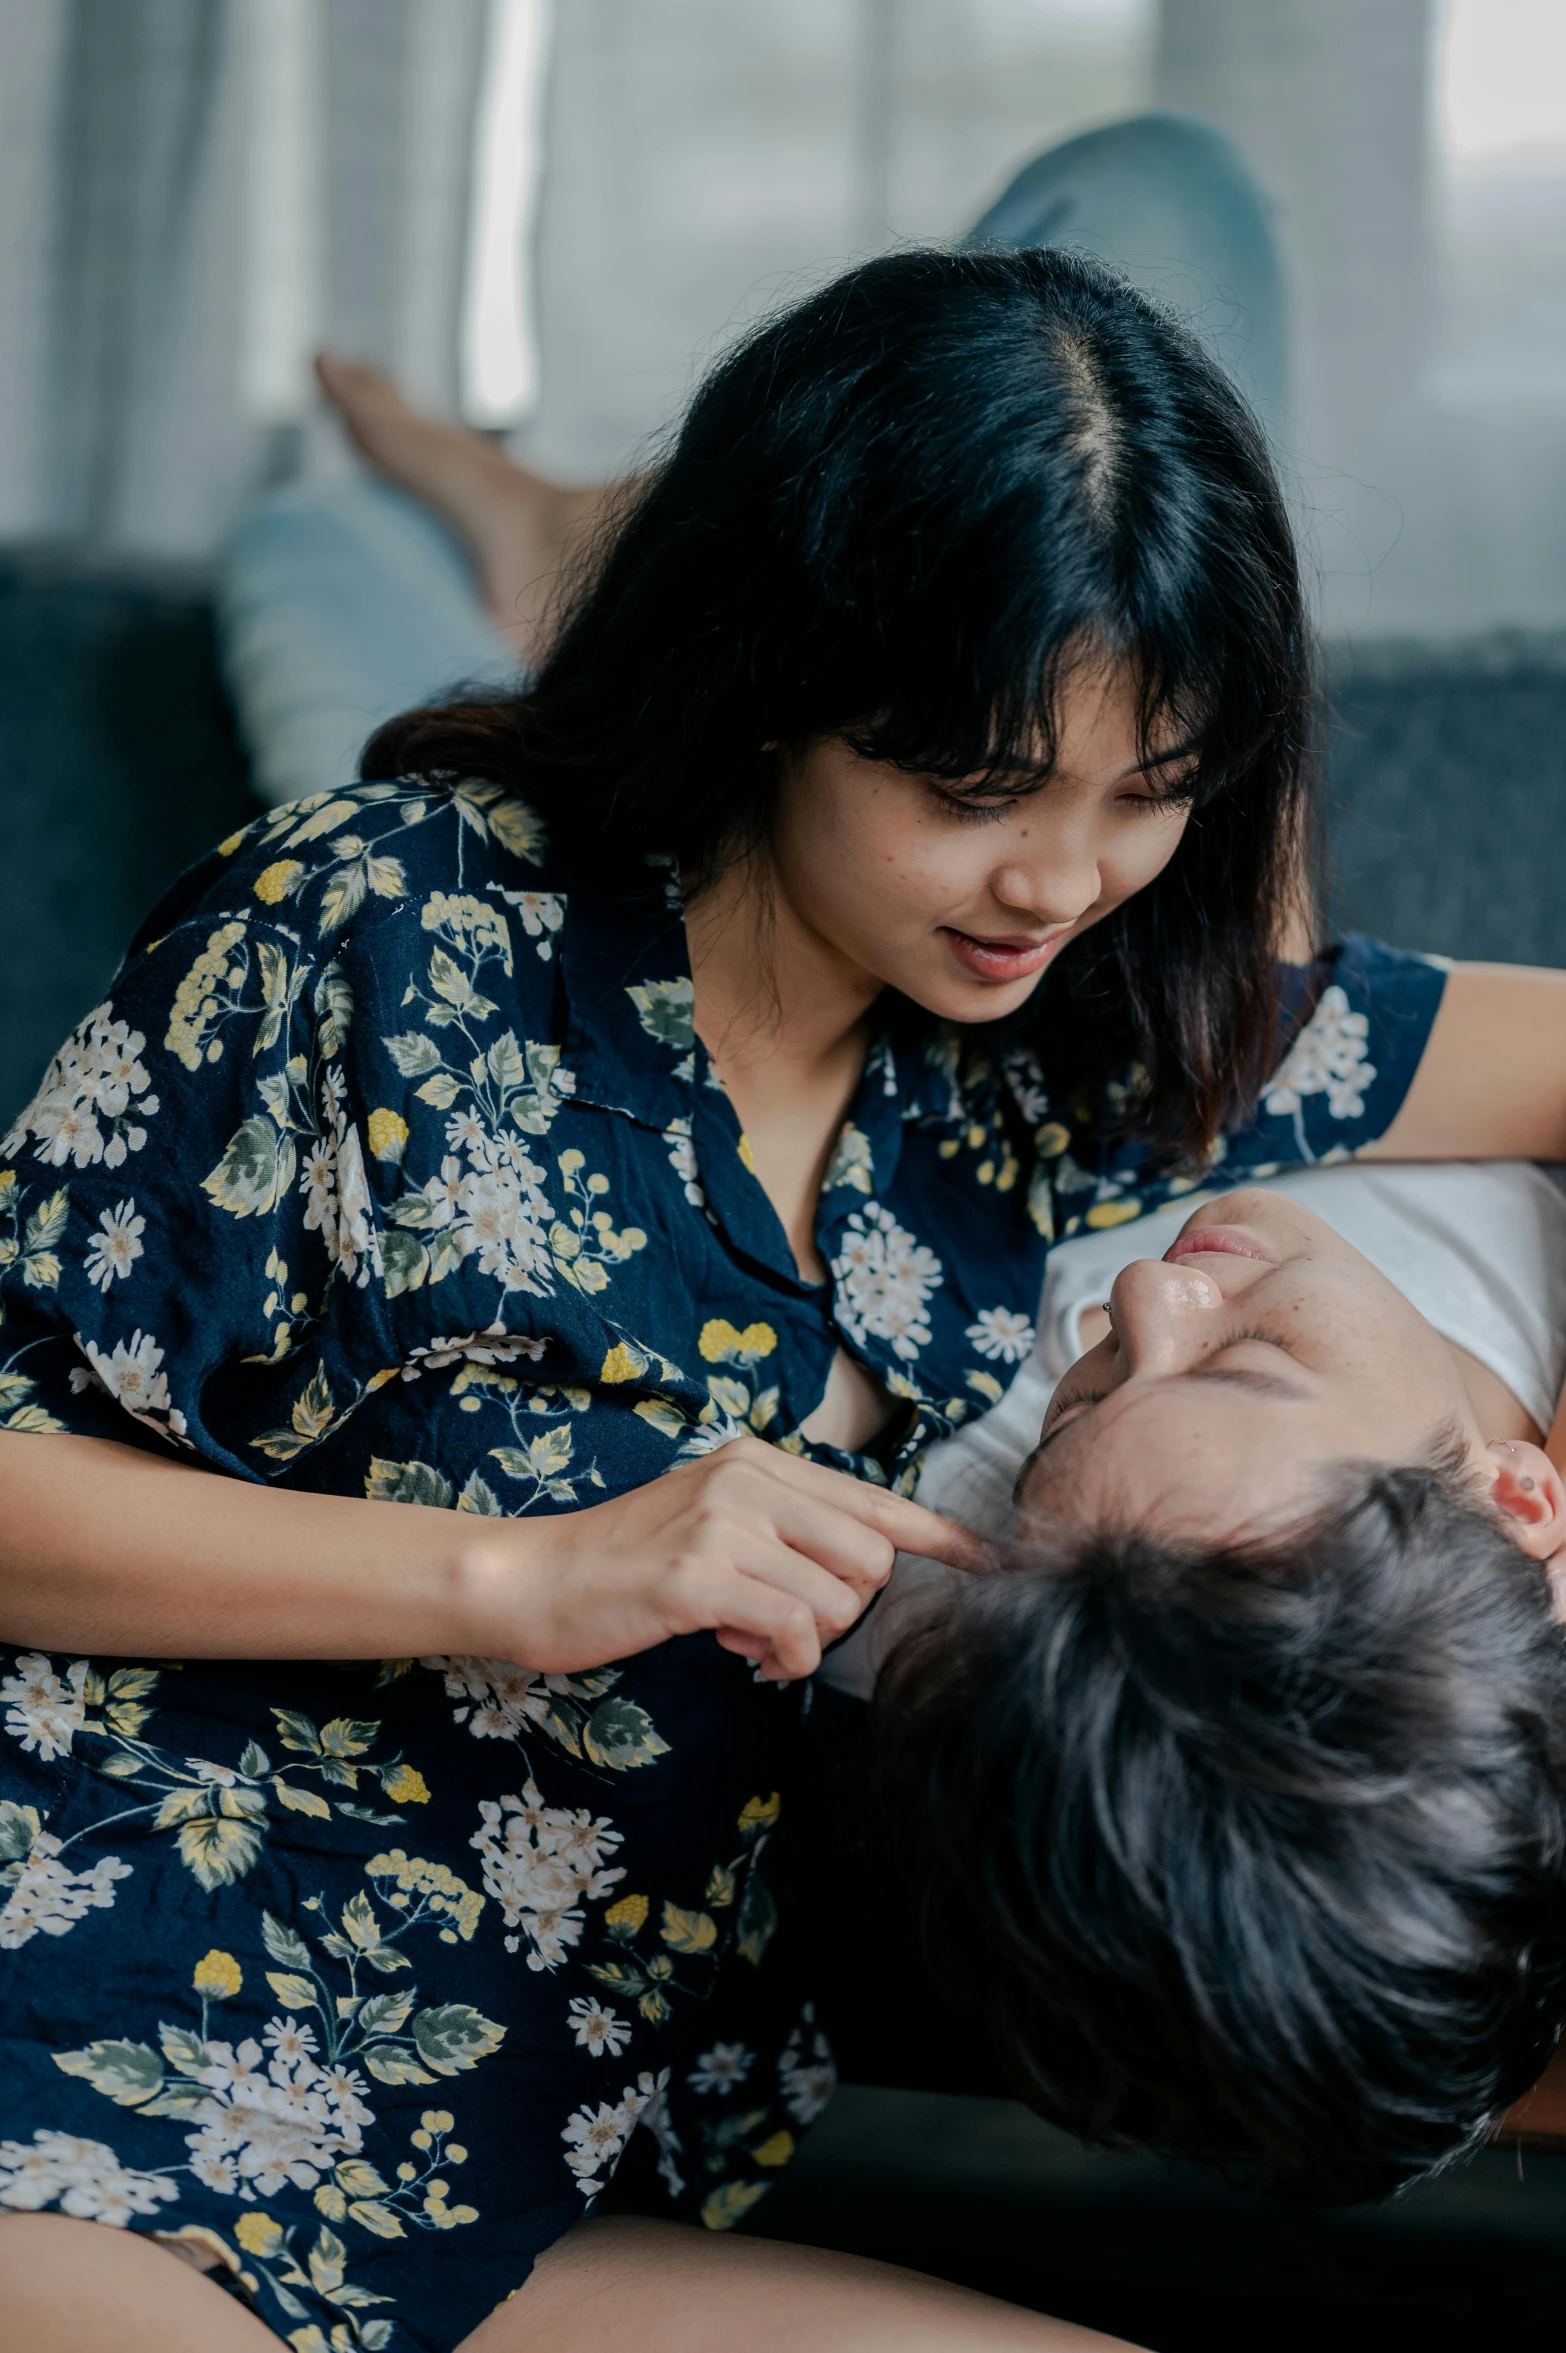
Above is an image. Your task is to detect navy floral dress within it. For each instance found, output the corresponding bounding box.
[0,777,1445,2347]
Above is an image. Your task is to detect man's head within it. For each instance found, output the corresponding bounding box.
[874,1190,1566,2202]
[1016,1186,1565,1574]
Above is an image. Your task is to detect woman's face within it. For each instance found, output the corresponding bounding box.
[767,660,1194,1023]
[1016,1187,1566,1566]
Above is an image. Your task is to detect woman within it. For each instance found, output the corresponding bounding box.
[0,242,1462,2348]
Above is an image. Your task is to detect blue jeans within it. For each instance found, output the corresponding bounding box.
[221,112,1285,807]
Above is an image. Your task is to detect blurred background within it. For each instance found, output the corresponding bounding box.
[4,0,1566,634]
[2,0,1566,1094]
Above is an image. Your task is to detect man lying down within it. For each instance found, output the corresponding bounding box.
[822,1158,1566,2203]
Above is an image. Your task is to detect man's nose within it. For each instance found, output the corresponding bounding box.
[1105,1257,1225,1377]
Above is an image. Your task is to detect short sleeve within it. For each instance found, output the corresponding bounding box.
[0,896,390,1478]
[1216,934,1449,1175]
[1041,935,1448,1242]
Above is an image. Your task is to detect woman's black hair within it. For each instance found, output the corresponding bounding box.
[872,1458,1566,2205]
[365,244,1312,1159]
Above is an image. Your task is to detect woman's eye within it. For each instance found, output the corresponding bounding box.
[934,793,1014,826]
[1118,786,1195,816]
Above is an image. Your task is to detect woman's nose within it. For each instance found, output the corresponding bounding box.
[1106,1257,1225,1376]
[989,836,1101,928]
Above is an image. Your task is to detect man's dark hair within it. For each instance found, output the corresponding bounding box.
[873,1459,1566,2204]
[364,243,1310,1161]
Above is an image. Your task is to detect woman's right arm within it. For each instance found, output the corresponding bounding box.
[0,1429,983,1682]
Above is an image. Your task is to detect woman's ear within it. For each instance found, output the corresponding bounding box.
[1486,1440,1566,1608]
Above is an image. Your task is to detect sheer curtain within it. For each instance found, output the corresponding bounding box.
[0,0,496,557]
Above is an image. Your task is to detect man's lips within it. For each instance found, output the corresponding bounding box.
[941,926,1068,982]
[1164,1224,1277,1266]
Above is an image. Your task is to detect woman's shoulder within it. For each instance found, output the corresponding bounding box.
[131,774,569,1021]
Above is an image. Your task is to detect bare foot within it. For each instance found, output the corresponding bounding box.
[315,354,607,662]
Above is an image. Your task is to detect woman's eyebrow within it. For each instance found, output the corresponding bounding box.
[1132,739,1201,774]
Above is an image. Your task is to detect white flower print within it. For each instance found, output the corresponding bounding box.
[965,1306,1035,1365]
[489,882,566,959]
[687,2041,754,2096]
[778,2005,836,2125]
[0,1833,132,1949]
[664,1123,705,1209]
[0,2131,177,2225]
[637,2068,686,2198]
[1262,985,1376,1128]
[1000,1047,1051,1128]
[1,1653,87,1760]
[75,1328,189,1443]
[184,2020,370,2199]
[416,1113,555,1297]
[831,1202,943,1363]
[82,1199,145,1293]
[299,1066,380,1286]
[429,1657,567,1744]
[400,1324,547,1382]
[568,1998,631,2059]
[470,1781,625,1972]
[822,1123,873,1196]
[560,2068,669,2199]
[3,1006,159,1172]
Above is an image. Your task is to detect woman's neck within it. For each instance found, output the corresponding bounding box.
[684,852,882,1283]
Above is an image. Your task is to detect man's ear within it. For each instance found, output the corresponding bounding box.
[1486,1441,1566,1605]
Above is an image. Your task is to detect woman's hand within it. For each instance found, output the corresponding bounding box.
[461,1435,991,1682]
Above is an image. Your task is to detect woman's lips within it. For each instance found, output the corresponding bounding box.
[941,926,1066,983]
[1164,1224,1277,1266]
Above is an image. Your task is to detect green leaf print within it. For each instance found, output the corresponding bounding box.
[263,1909,314,1970]
[53,2038,163,2106]
[201,1115,298,1218]
[362,2046,438,2087]
[313,963,355,1057]
[582,1697,672,1772]
[357,1991,415,2038]
[266,1970,319,2008]
[364,1457,455,1510]
[0,1798,41,1861]
[410,2003,506,2075]
[383,1029,441,1077]
[625,977,695,1050]
[176,1814,264,1888]
[457,1470,503,1515]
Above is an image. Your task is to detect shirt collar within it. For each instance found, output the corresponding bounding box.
[558,866,695,1132]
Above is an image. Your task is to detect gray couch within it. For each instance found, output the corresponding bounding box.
[3,547,1565,2349]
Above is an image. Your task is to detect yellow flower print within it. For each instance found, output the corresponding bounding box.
[253,859,305,905]
[420,891,514,974]
[735,1132,758,1174]
[1085,1197,1143,1230]
[604,1892,649,1937]
[738,1793,781,1838]
[233,2210,285,2258]
[366,1849,485,1943]
[752,2130,796,2167]
[600,1341,641,1383]
[164,920,249,1071]
[380,1763,430,1806]
[366,1108,409,1163]
[192,1949,243,2000]
[698,1320,776,1367]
